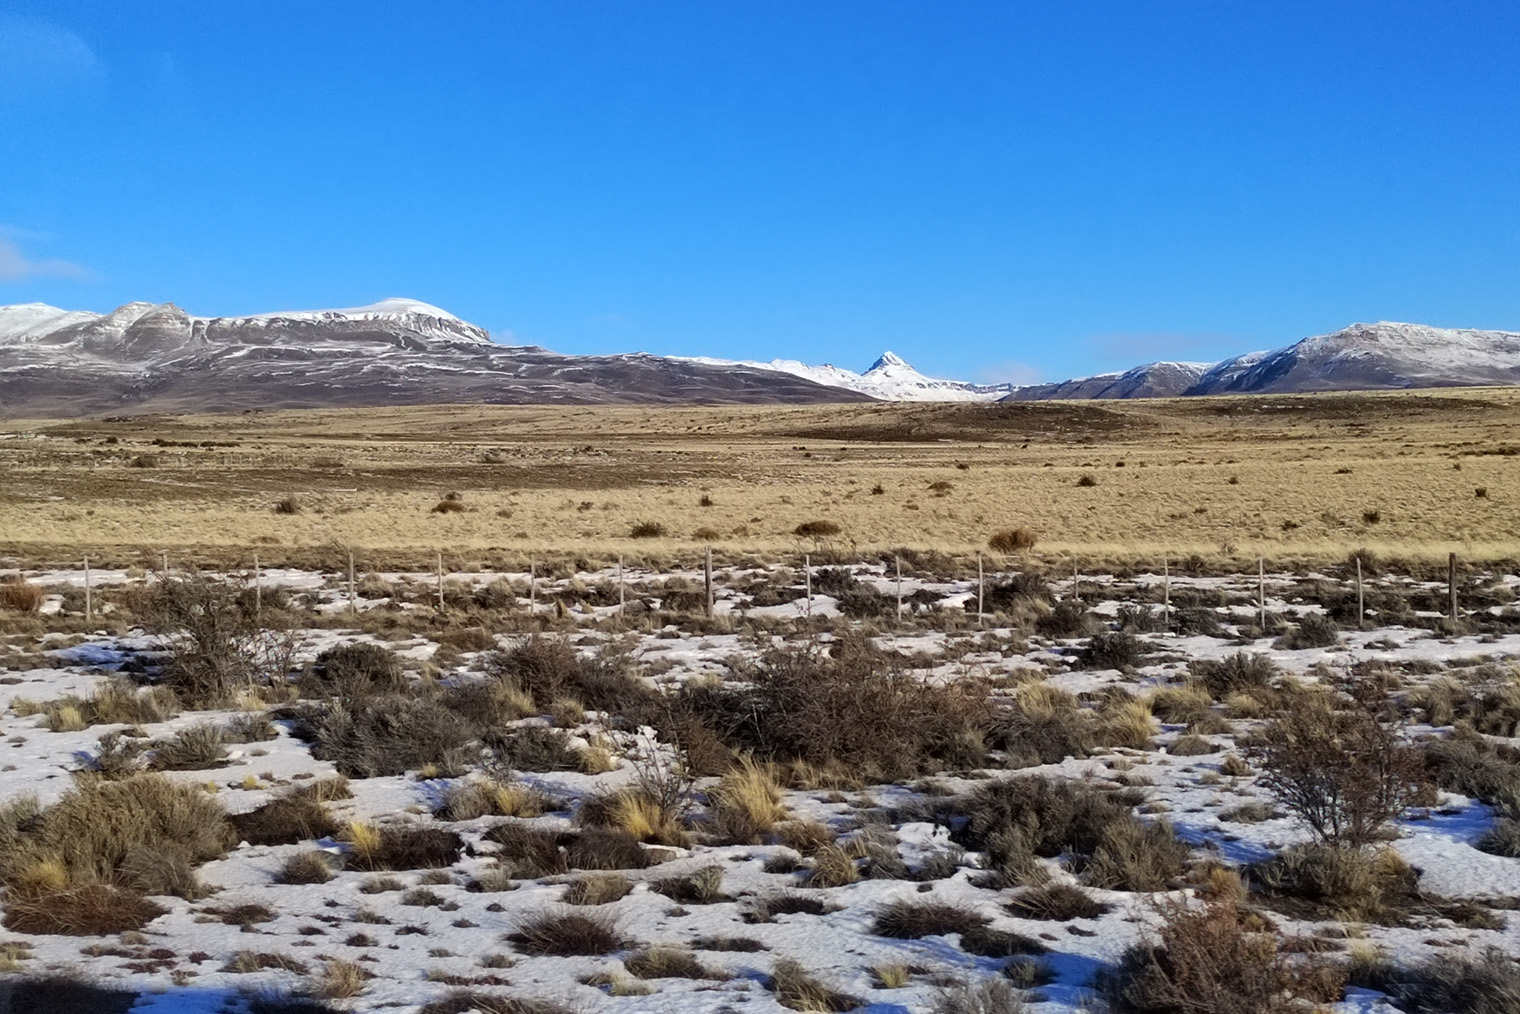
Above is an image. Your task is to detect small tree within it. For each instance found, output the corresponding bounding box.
[1250,685,1425,848]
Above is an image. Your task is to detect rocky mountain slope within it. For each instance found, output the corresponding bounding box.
[0,299,870,416]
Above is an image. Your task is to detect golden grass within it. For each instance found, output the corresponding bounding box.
[707,757,789,842]
[3,389,1520,570]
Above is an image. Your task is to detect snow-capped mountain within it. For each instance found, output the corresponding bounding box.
[1006,322,1520,401]
[0,299,870,416]
[3,300,1518,417]
[688,350,1012,402]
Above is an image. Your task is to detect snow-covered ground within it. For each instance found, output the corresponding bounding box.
[0,561,1517,1012]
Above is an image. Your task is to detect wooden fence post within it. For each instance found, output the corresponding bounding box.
[1162,554,1170,631]
[618,555,625,615]
[977,551,984,627]
[253,553,261,619]
[1449,552,1458,622]
[1258,557,1266,629]
[704,546,714,619]
[348,551,356,614]
[83,556,91,621]
[1355,557,1364,627]
[1072,556,1080,602]
[804,553,812,619]
[529,558,536,615]
[895,555,903,622]
[436,552,445,611]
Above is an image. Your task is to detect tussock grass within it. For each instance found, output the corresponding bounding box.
[707,756,788,842]
[770,958,860,1012]
[872,898,989,939]
[509,908,624,955]
[561,872,631,906]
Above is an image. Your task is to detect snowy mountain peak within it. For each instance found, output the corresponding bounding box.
[867,351,911,372]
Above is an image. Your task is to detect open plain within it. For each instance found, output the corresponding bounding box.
[4,388,1520,573]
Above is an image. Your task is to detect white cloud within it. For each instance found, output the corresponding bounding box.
[0,239,89,282]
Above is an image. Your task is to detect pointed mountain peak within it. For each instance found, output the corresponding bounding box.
[867,351,911,372]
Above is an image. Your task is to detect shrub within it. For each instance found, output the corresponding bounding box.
[1100,897,1343,1013]
[1150,684,1215,726]
[652,865,727,904]
[0,581,44,614]
[562,873,631,906]
[806,844,860,888]
[482,821,572,878]
[3,883,167,934]
[142,570,294,706]
[1005,882,1109,920]
[1097,696,1158,749]
[1035,599,1100,638]
[418,995,572,1014]
[273,495,301,514]
[509,908,624,955]
[436,778,550,821]
[1273,612,1340,650]
[872,899,989,939]
[490,725,582,772]
[928,979,1027,1014]
[308,695,478,779]
[279,851,335,884]
[1423,729,1520,814]
[302,642,405,698]
[1250,691,1426,846]
[1075,473,1097,487]
[629,521,667,538]
[149,723,229,770]
[1081,632,1147,670]
[682,643,991,781]
[566,827,651,870]
[707,757,788,843]
[988,529,1037,554]
[1249,843,1417,922]
[991,684,1095,765]
[1081,818,1189,892]
[793,520,842,540]
[431,499,468,514]
[1191,653,1277,699]
[1390,947,1520,1014]
[770,958,860,1012]
[343,823,463,871]
[485,636,648,715]
[625,946,719,980]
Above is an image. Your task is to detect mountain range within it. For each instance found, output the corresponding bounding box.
[0,298,1516,416]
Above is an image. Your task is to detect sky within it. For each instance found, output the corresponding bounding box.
[1,2,1517,384]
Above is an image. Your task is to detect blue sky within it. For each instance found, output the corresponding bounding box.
[1,2,1516,383]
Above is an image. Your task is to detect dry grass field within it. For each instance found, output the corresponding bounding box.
[4,386,1520,571]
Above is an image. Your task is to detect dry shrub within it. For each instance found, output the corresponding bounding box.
[1389,947,1520,1014]
[1035,599,1100,638]
[279,851,335,884]
[683,643,991,781]
[1149,684,1216,725]
[1100,897,1344,1013]
[343,823,463,871]
[629,520,667,538]
[562,872,631,906]
[301,642,404,698]
[314,958,373,998]
[707,757,788,843]
[1081,631,1148,671]
[1191,652,1277,699]
[1424,728,1520,817]
[419,994,572,1014]
[805,844,860,887]
[488,725,582,772]
[991,684,1095,765]
[142,570,295,706]
[1005,882,1109,920]
[987,528,1037,554]
[1249,843,1417,922]
[777,819,836,855]
[482,821,572,878]
[273,495,301,514]
[625,946,720,980]
[232,794,339,846]
[651,865,727,904]
[872,898,989,939]
[1249,689,1426,847]
[793,519,842,539]
[0,774,232,892]
[3,883,167,934]
[1081,818,1189,892]
[307,694,478,779]
[509,908,624,955]
[566,827,651,870]
[0,581,45,614]
[149,722,228,770]
[770,957,860,1013]
[1097,695,1158,749]
[436,778,550,821]
[1169,734,1218,756]
[486,636,649,715]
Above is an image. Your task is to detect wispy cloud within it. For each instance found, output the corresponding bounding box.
[0,238,90,282]
[975,360,1044,386]
[0,15,101,97]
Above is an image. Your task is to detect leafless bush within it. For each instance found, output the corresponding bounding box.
[300,642,405,699]
[1249,688,1426,847]
[1190,652,1277,699]
[629,520,667,538]
[0,580,44,613]
[307,694,478,778]
[142,570,296,706]
[1100,897,1344,1013]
